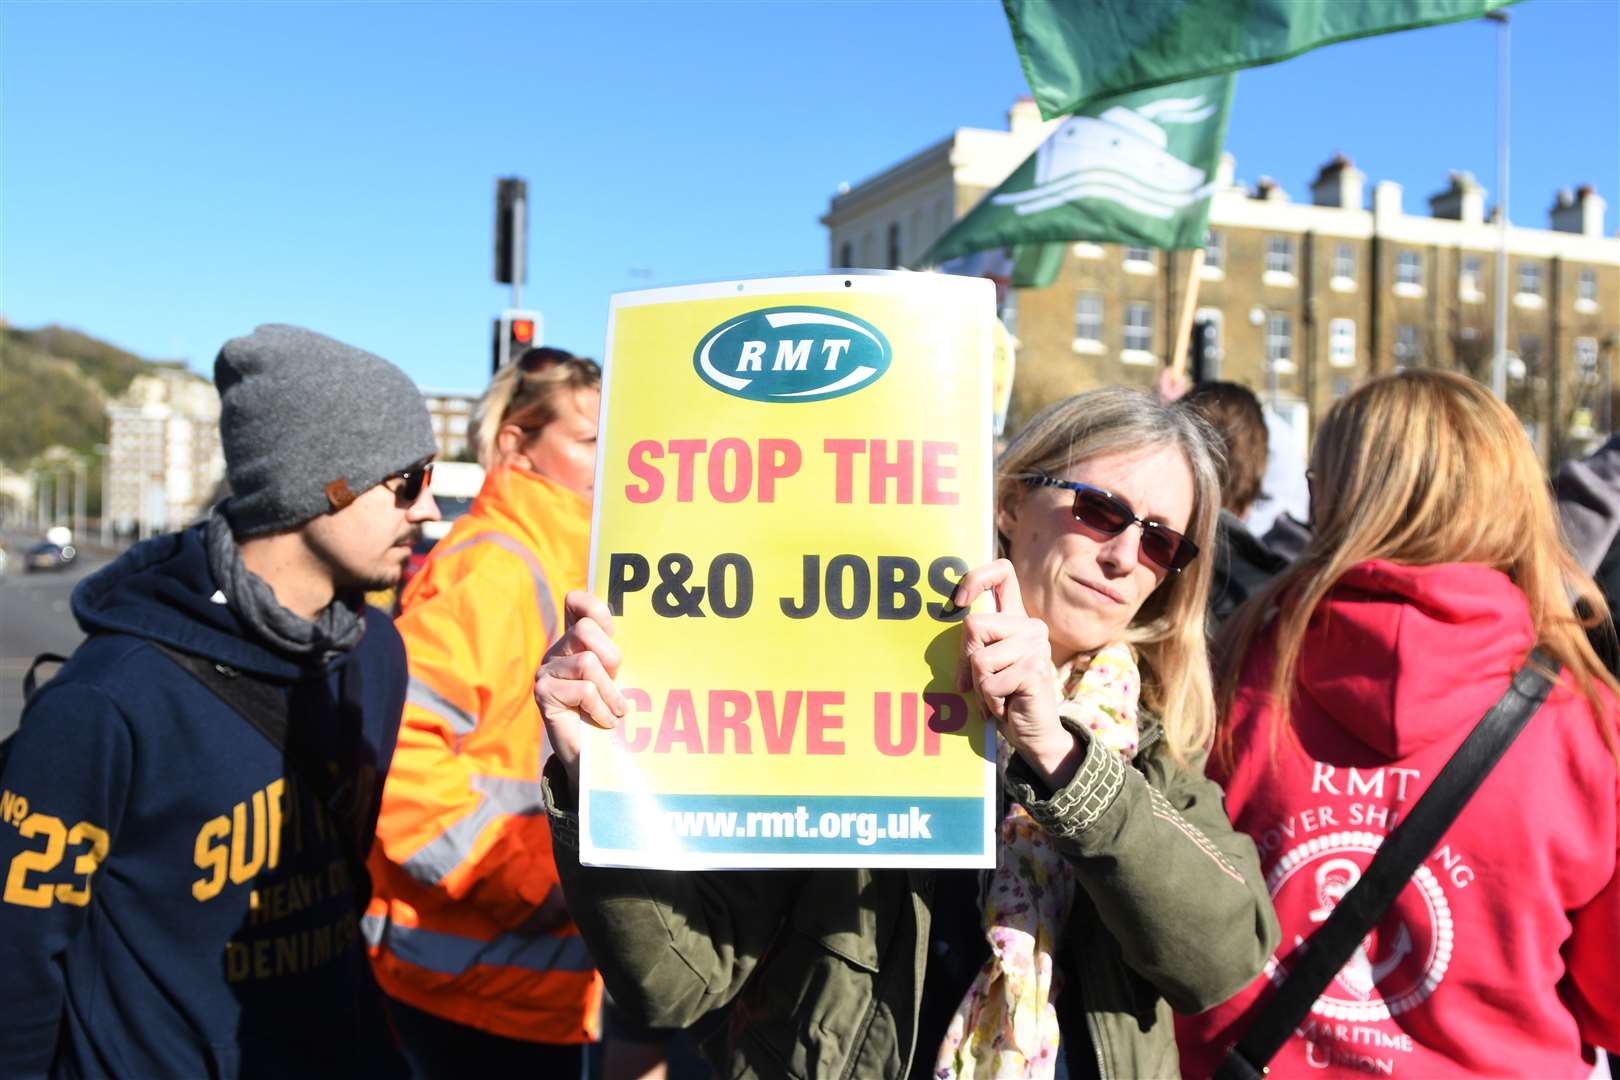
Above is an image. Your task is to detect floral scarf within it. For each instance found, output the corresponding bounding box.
[934,641,1141,1079]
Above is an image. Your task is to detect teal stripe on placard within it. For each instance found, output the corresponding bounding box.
[587,792,986,856]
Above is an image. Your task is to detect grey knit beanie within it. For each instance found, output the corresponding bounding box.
[215,324,439,537]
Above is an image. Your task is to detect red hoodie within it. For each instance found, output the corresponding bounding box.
[1178,560,1620,1078]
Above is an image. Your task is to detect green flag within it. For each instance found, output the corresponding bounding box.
[1005,0,1519,118]
[920,74,1235,272]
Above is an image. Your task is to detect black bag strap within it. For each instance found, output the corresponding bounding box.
[151,642,371,909]
[23,653,71,703]
[1216,648,1560,1080]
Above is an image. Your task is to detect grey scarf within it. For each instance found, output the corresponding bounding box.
[206,508,365,662]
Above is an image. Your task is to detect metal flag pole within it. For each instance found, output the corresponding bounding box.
[1488,9,1511,399]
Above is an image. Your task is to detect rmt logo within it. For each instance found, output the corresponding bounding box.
[693,307,891,403]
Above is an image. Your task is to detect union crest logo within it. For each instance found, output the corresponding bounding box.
[1263,830,1455,1023]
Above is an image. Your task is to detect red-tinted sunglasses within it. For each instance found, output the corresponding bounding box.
[383,461,434,502]
[1026,475,1199,572]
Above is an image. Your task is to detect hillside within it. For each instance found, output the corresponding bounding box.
[0,324,166,466]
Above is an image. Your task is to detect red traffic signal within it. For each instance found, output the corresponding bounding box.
[493,308,543,372]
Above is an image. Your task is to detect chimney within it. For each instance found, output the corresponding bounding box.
[1310,153,1364,209]
[1254,176,1289,202]
[1550,185,1606,237]
[1373,180,1404,224]
[1008,96,1043,137]
[1215,152,1236,189]
[1428,170,1485,224]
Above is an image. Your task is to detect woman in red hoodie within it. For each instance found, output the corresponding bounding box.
[1178,370,1620,1078]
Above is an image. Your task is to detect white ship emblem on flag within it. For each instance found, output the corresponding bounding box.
[991,96,1218,219]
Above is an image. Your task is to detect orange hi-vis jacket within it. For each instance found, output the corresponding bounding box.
[363,464,601,1043]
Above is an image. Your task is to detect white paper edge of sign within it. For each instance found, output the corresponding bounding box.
[579,849,999,872]
[581,269,999,870]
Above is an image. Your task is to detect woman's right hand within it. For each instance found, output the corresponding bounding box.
[534,590,628,792]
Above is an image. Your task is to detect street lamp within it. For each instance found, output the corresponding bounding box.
[1249,304,1277,405]
[1486,9,1511,399]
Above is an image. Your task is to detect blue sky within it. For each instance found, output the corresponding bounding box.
[2,1,1615,393]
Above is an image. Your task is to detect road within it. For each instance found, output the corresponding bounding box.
[1,536,115,738]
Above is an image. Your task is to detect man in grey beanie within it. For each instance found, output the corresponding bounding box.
[0,324,439,1079]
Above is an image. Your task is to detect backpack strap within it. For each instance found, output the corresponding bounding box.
[150,642,371,912]
[1216,648,1560,1079]
[23,653,70,703]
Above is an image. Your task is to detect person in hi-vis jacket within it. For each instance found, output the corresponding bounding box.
[364,348,608,1077]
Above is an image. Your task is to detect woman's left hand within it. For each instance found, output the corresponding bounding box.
[954,559,1084,788]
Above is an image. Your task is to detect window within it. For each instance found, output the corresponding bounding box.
[1203,231,1224,272]
[1517,261,1543,297]
[1265,313,1293,367]
[1329,318,1356,367]
[1394,325,1421,366]
[838,242,853,268]
[1459,256,1483,300]
[886,223,902,270]
[1396,251,1423,288]
[1074,292,1104,345]
[1124,245,1154,266]
[1123,302,1153,355]
[1333,244,1355,283]
[1265,236,1295,275]
[1578,268,1598,304]
[1576,337,1599,376]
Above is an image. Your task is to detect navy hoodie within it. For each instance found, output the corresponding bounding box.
[0,525,409,1079]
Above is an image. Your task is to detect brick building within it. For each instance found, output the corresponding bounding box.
[421,388,479,461]
[105,365,224,537]
[822,104,1619,464]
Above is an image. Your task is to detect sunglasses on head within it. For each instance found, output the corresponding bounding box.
[517,347,577,374]
[384,461,434,502]
[1025,475,1199,572]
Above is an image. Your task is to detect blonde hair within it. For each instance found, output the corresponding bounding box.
[998,387,1223,764]
[1217,369,1620,764]
[473,355,601,469]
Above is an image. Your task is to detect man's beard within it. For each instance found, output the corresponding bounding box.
[343,536,413,594]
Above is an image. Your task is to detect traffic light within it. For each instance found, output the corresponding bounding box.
[493,309,543,372]
[1189,318,1220,383]
[495,178,527,286]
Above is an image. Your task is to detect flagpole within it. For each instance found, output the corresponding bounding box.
[1169,247,1206,381]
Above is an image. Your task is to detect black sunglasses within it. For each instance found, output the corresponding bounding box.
[383,462,434,502]
[1025,475,1199,572]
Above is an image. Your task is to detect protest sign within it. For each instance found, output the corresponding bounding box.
[580,271,997,869]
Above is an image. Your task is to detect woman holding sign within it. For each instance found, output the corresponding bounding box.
[535,387,1277,1078]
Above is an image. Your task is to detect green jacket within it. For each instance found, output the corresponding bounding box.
[544,714,1278,1079]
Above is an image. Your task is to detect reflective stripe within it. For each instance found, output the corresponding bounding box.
[406,676,476,738]
[399,775,546,885]
[437,533,558,643]
[362,913,593,975]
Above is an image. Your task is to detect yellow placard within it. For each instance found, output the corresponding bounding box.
[581,272,997,868]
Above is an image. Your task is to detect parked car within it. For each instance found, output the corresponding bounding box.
[25,541,76,573]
